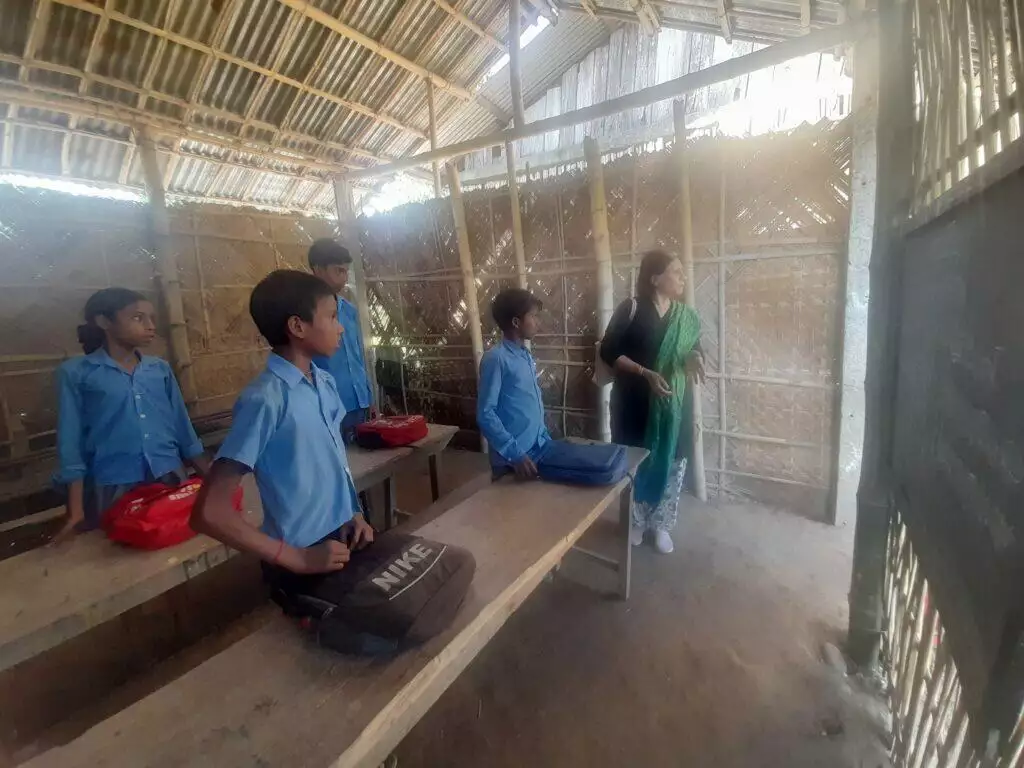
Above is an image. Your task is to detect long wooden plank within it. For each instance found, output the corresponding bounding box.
[0,425,457,672]
[28,449,645,768]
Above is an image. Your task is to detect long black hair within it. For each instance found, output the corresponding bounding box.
[77,287,147,354]
[635,249,677,301]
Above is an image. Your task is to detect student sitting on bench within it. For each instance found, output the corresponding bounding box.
[191,269,374,578]
[477,288,551,479]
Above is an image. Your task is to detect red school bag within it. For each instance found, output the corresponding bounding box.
[355,414,429,449]
[102,479,243,550]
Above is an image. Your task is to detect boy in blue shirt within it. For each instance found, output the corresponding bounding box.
[192,269,373,576]
[308,238,374,444]
[477,288,551,479]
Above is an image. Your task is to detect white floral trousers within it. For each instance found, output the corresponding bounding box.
[631,458,687,533]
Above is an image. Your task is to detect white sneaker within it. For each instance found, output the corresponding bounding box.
[654,530,674,554]
[630,525,645,547]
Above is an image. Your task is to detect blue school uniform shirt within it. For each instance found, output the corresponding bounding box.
[216,353,359,548]
[313,296,372,415]
[476,340,551,470]
[55,349,204,487]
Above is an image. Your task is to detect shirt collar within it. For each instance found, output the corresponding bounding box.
[266,353,311,388]
[501,339,531,358]
[85,347,152,371]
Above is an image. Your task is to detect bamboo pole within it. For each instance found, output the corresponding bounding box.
[342,15,876,180]
[274,0,473,100]
[673,100,707,501]
[446,163,486,438]
[426,78,442,198]
[717,162,728,496]
[509,0,527,129]
[584,137,614,443]
[47,0,429,138]
[136,126,196,406]
[430,0,505,50]
[333,179,379,407]
[506,143,528,290]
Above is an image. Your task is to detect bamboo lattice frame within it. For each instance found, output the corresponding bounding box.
[909,0,1024,225]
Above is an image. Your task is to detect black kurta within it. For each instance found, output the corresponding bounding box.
[598,297,671,448]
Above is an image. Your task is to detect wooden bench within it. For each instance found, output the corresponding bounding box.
[26,447,645,768]
[0,425,457,674]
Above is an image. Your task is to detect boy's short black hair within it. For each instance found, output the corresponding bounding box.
[308,238,352,270]
[250,269,336,347]
[491,288,543,333]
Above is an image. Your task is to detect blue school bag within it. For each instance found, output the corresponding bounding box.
[536,440,630,486]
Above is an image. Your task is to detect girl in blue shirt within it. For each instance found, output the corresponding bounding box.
[53,288,209,542]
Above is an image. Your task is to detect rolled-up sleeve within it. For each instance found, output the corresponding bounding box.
[164,364,204,459]
[476,352,522,462]
[55,365,87,484]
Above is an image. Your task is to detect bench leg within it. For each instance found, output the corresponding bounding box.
[617,483,632,601]
[428,453,441,502]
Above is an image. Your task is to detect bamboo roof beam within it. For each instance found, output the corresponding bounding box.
[138,0,185,113]
[0,55,391,166]
[557,2,787,43]
[20,0,51,84]
[274,0,475,102]
[181,0,242,127]
[717,0,734,43]
[343,15,873,180]
[48,0,426,139]
[0,86,360,177]
[629,0,662,35]
[79,0,113,96]
[431,0,506,51]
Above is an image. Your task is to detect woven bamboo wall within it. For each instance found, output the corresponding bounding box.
[170,207,338,420]
[362,119,851,519]
[0,188,337,468]
[0,186,162,460]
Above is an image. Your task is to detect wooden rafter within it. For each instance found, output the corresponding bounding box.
[20,0,51,84]
[138,0,184,113]
[628,0,662,35]
[717,0,734,43]
[48,0,426,139]
[274,0,474,101]
[0,53,392,166]
[430,0,506,51]
[79,0,113,96]
[801,0,812,32]
[0,86,358,176]
[557,1,789,44]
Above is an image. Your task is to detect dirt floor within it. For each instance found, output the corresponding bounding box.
[395,493,892,768]
[9,451,892,767]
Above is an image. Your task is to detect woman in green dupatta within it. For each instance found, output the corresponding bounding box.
[597,251,704,554]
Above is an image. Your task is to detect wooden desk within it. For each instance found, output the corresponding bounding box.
[26,447,645,768]
[0,425,458,674]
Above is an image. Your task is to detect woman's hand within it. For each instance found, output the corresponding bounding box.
[642,368,673,398]
[685,351,706,385]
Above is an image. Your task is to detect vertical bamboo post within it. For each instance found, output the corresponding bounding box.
[673,100,707,502]
[332,179,379,406]
[506,143,528,290]
[509,0,526,129]
[447,162,486,451]
[425,77,442,198]
[584,137,614,443]
[137,126,196,406]
[717,162,728,497]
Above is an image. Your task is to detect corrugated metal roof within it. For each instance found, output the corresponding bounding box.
[0,0,844,214]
